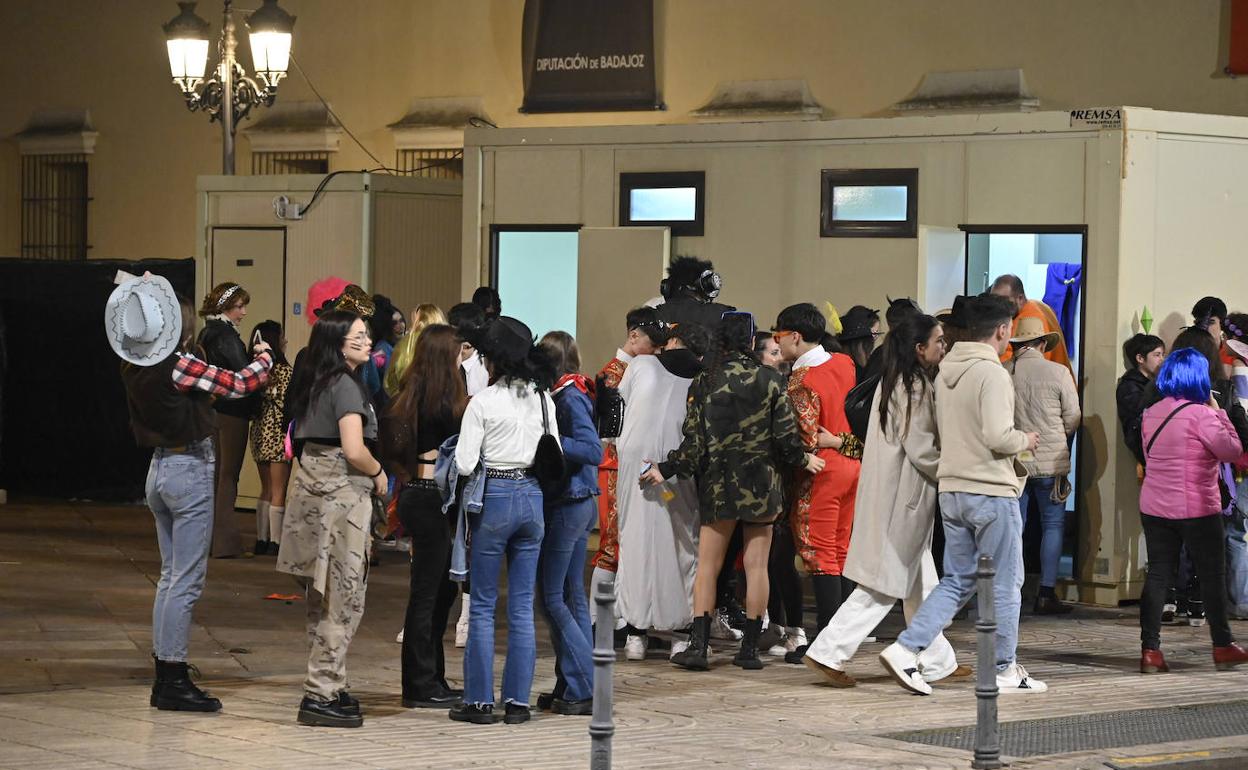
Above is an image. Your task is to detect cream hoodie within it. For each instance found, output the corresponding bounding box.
[936,341,1030,497]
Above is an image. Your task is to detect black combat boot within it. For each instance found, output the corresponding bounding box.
[671,613,711,671]
[733,617,766,670]
[154,661,222,712]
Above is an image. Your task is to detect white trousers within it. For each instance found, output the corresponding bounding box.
[806,552,958,682]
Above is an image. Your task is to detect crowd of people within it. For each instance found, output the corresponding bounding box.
[104,255,1248,728]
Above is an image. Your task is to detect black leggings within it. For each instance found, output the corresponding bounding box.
[398,483,458,698]
[1140,513,1232,650]
[767,522,803,627]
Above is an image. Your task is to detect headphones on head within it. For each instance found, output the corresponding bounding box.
[694,269,722,300]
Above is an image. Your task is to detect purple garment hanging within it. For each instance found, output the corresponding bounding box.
[1043,263,1082,360]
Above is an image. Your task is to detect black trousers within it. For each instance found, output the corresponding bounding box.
[398,482,459,698]
[1140,512,1233,650]
[767,522,803,627]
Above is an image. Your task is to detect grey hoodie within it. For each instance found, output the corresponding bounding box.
[935,341,1030,498]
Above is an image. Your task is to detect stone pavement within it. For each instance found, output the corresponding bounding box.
[3,501,1248,769]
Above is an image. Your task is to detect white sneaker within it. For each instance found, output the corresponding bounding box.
[996,663,1048,693]
[395,628,404,644]
[879,642,931,695]
[669,638,690,660]
[767,629,789,657]
[625,634,647,661]
[711,609,744,641]
[783,626,808,654]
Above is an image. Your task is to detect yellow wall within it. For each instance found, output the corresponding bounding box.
[1,0,1245,263]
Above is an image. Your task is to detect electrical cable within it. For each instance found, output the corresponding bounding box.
[296,153,465,217]
[288,52,387,168]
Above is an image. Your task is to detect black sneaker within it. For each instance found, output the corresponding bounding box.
[449,703,497,724]
[297,695,363,728]
[536,692,556,711]
[504,703,531,724]
[551,697,593,716]
[784,644,810,665]
[1189,601,1207,627]
[402,688,461,709]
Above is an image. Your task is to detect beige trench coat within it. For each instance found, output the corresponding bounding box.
[842,378,941,600]
[276,443,372,596]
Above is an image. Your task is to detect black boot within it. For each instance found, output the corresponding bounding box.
[298,695,363,727]
[732,617,765,670]
[154,661,222,712]
[671,613,711,671]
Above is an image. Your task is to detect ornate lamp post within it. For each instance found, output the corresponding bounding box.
[162,0,296,174]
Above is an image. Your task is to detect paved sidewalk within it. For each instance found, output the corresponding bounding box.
[3,501,1248,769]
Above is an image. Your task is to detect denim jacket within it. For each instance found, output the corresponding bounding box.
[435,433,485,582]
[552,382,604,503]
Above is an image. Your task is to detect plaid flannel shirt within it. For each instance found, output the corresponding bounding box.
[172,351,272,398]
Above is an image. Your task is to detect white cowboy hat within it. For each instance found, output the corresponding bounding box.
[105,273,181,366]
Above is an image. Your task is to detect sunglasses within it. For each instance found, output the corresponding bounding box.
[772,330,797,343]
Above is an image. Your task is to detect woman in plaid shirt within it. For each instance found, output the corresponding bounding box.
[121,291,271,714]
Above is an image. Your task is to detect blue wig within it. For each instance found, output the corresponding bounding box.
[1155,348,1212,404]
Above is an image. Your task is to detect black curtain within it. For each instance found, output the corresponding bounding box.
[0,258,196,501]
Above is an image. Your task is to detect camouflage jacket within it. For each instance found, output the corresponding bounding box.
[659,353,807,523]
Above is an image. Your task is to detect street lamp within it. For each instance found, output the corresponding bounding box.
[162,0,296,174]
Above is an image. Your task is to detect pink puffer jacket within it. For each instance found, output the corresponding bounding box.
[1140,397,1243,519]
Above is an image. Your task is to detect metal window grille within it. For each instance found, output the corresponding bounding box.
[251,151,331,175]
[396,148,463,180]
[21,153,91,260]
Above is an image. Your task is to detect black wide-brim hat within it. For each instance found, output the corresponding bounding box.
[837,306,879,342]
[474,315,534,364]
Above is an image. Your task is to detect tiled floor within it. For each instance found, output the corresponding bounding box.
[3,501,1248,769]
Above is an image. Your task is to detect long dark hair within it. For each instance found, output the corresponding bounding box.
[253,320,288,366]
[878,314,941,439]
[703,313,758,386]
[286,310,365,424]
[386,324,467,446]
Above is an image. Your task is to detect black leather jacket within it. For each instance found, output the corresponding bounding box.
[197,319,258,418]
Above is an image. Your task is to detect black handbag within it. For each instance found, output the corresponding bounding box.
[532,388,570,498]
[844,373,881,443]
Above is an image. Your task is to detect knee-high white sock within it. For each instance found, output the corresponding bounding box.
[255,500,270,541]
[268,505,285,545]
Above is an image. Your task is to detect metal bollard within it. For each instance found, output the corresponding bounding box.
[590,578,616,770]
[972,554,1003,770]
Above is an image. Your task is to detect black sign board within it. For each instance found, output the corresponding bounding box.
[521,0,660,113]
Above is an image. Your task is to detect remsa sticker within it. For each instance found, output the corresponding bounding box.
[1070,109,1122,129]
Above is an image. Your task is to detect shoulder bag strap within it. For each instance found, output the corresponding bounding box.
[1145,401,1197,457]
[537,385,552,435]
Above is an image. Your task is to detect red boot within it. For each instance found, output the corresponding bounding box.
[1213,643,1248,670]
[1140,648,1169,673]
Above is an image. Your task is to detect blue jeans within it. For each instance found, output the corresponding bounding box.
[464,476,545,707]
[539,496,596,702]
[1226,510,1248,614]
[1020,476,1066,588]
[146,439,215,662]
[898,492,1024,671]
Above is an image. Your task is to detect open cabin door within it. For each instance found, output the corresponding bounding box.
[210,226,287,511]
[917,225,967,314]
[576,227,670,373]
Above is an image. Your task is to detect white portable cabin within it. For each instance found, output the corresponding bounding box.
[462,107,1248,605]
[196,172,463,508]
